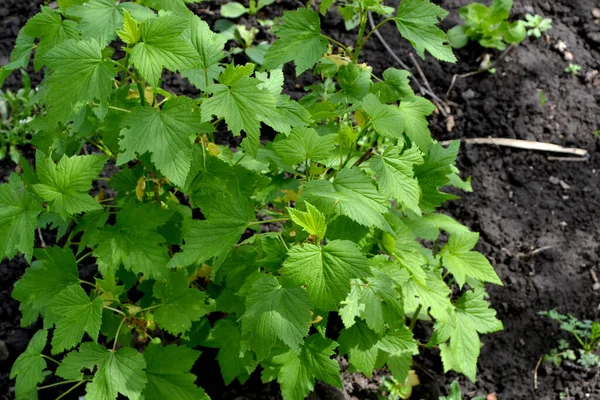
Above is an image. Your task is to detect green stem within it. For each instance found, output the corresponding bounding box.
[40,354,61,366]
[323,34,351,55]
[80,279,97,289]
[108,105,131,113]
[572,332,587,350]
[135,304,161,314]
[112,317,127,351]
[353,10,368,61]
[76,251,93,264]
[104,306,127,317]
[55,380,87,400]
[38,380,82,391]
[359,17,393,51]
[409,304,423,331]
[248,218,289,226]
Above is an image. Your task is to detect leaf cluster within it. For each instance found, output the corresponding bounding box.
[1,0,503,399]
[447,0,550,50]
[541,309,600,368]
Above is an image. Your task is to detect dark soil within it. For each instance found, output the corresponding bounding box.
[1,0,600,399]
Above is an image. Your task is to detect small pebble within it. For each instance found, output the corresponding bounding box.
[594,282,600,291]
[592,8,600,18]
[462,89,476,100]
[549,176,560,184]
[559,180,571,190]
[524,5,535,13]
[554,40,567,52]
[564,51,574,61]
[560,221,568,227]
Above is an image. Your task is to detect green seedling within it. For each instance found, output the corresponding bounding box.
[540,310,600,368]
[564,63,582,75]
[220,0,275,18]
[440,380,486,400]
[0,70,39,163]
[523,14,552,38]
[447,0,527,50]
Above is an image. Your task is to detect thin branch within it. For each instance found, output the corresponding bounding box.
[37,227,46,248]
[368,12,450,115]
[38,380,82,390]
[408,53,449,117]
[55,380,87,400]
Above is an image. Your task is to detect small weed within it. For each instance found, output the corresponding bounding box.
[564,63,582,75]
[540,310,600,368]
[523,14,552,38]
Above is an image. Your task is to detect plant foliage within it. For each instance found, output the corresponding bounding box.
[2,0,503,399]
[447,0,534,50]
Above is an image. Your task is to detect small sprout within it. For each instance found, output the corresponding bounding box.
[539,90,547,107]
[523,14,553,38]
[564,63,582,75]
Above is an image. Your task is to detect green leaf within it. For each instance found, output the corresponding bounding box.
[118,97,202,186]
[42,39,115,123]
[287,202,326,241]
[403,269,452,320]
[153,270,215,335]
[220,2,249,18]
[439,380,462,400]
[377,328,418,356]
[117,10,141,45]
[241,275,312,360]
[413,141,460,213]
[201,319,257,385]
[455,289,503,334]
[447,25,469,48]
[281,240,370,311]
[33,153,106,220]
[440,232,502,287]
[272,127,336,165]
[9,330,48,399]
[130,15,200,86]
[181,16,226,90]
[143,343,209,400]
[340,268,405,333]
[0,174,43,262]
[394,0,456,62]
[398,96,435,150]
[264,9,328,75]
[92,201,172,279]
[272,334,342,400]
[361,93,405,139]
[338,320,380,376]
[338,63,372,103]
[202,64,279,155]
[403,212,470,241]
[67,0,123,47]
[170,161,256,268]
[47,284,103,354]
[438,289,501,381]
[300,168,392,232]
[12,247,80,326]
[24,6,79,70]
[0,28,35,86]
[370,68,414,103]
[369,145,424,214]
[58,342,147,400]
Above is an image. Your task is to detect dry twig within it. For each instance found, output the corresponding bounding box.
[439,138,588,157]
